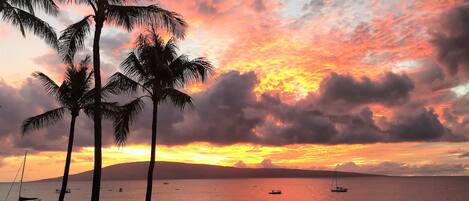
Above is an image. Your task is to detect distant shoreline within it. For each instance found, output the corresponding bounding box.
[2,175,469,184]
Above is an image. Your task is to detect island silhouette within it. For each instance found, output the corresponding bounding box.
[40,161,380,181]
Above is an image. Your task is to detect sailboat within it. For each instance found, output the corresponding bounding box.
[330,168,348,193]
[18,151,40,201]
[3,151,41,201]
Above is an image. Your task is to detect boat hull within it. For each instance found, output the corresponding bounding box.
[331,189,348,192]
[268,190,282,195]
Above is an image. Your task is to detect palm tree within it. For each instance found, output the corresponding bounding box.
[56,1,187,200]
[22,57,117,201]
[0,0,58,48]
[106,30,212,201]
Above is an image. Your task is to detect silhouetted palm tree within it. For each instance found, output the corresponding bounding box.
[56,1,187,199]
[106,30,212,201]
[0,0,58,48]
[21,57,117,201]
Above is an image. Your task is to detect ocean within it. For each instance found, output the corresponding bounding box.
[1,177,469,201]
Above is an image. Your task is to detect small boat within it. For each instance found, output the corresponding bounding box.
[119,188,123,192]
[55,189,71,193]
[268,190,282,195]
[163,182,169,185]
[331,186,348,192]
[330,167,348,193]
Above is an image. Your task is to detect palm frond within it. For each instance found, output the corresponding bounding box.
[79,87,94,103]
[135,32,149,48]
[78,55,91,69]
[80,86,112,105]
[57,80,72,107]
[83,102,119,120]
[66,62,92,103]
[79,56,94,91]
[32,0,59,15]
[10,0,59,15]
[105,4,186,38]
[150,5,187,39]
[186,57,213,81]
[0,0,5,11]
[55,0,90,5]
[159,88,193,110]
[106,5,156,31]
[1,7,25,36]
[8,0,34,15]
[32,71,60,97]
[1,6,58,48]
[162,37,178,63]
[105,72,141,96]
[112,97,145,146]
[135,33,167,79]
[170,56,213,87]
[100,102,120,120]
[22,107,66,134]
[121,51,148,82]
[58,15,91,63]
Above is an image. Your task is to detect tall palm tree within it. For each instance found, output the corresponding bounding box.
[21,57,117,201]
[0,0,58,48]
[56,1,187,200]
[106,30,212,201]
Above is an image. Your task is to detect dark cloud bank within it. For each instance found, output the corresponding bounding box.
[431,3,469,77]
[1,69,467,156]
[123,70,458,146]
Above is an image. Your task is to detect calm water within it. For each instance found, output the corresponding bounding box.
[1,177,469,201]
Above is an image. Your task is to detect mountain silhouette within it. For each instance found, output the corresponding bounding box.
[40,161,379,181]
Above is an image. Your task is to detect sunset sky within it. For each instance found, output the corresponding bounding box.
[2,0,469,181]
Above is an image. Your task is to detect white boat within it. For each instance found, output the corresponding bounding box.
[330,168,348,193]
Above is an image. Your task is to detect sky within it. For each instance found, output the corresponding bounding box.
[2,0,469,181]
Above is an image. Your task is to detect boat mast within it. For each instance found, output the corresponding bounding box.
[335,167,338,187]
[19,151,27,198]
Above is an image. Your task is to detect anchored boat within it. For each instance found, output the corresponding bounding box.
[3,151,41,201]
[331,168,348,193]
[331,186,348,192]
[268,190,282,195]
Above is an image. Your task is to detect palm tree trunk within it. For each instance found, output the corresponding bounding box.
[58,115,77,201]
[90,15,104,201]
[145,102,158,201]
